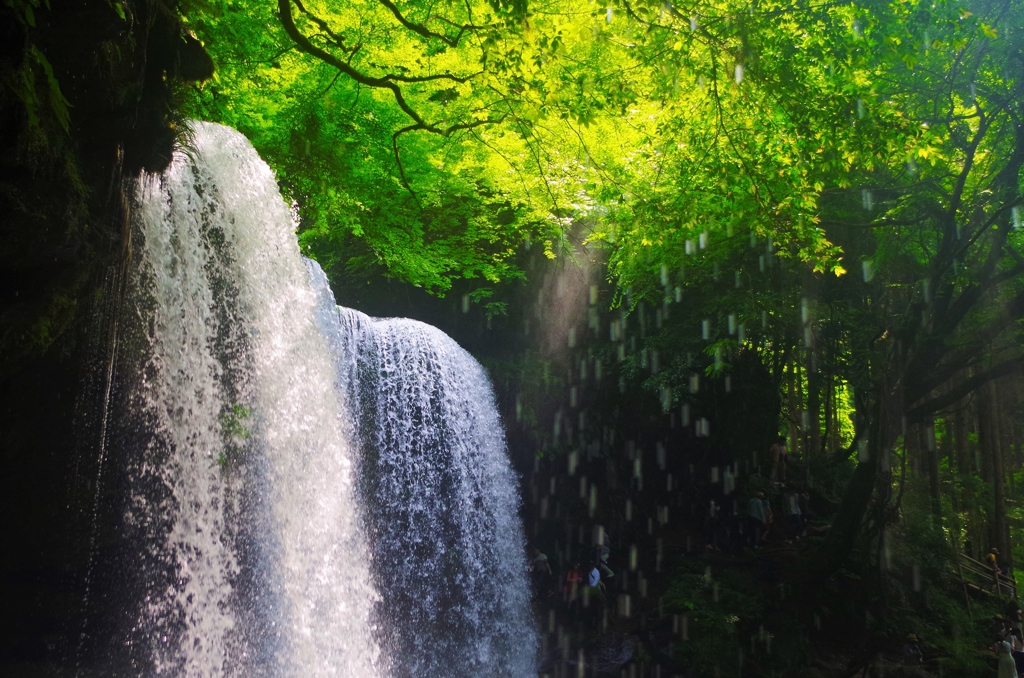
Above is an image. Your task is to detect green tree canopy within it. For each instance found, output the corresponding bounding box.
[182,0,1023,569]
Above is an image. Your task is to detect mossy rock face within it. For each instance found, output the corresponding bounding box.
[0,2,213,671]
[0,0,213,377]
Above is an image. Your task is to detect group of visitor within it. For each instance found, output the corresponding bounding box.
[746,484,811,548]
[529,533,613,612]
[993,602,1024,677]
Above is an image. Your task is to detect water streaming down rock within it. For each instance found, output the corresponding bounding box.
[95,121,381,676]
[306,263,538,678]
[81,120,535,676]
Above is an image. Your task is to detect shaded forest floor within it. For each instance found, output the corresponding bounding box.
[525,458,1011,678]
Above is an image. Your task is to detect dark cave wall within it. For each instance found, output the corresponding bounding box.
[0,1,211,672]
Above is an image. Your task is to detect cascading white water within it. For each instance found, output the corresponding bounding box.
[307,263,538,678]
[99,120,535,676]
[121,121,380,676]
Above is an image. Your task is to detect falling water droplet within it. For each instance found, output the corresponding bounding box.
[861,189,873,211]
[857,439,869,462]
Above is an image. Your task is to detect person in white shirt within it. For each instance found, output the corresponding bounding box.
[997,639,1017,678]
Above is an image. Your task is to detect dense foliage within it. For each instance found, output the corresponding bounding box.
[183,0,1020,671]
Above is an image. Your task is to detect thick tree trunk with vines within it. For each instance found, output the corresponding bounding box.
[981,381,1009,567]
[819,387,898,574]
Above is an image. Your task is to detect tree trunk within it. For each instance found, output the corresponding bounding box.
[954,402,969,479]
[788,359,799,455]
[808,348,823,456]
[997,380,1016,572]
[952,401,976,557]
[981,381,1008,566]
[906,422,922,477]
[924,417,942,520]
[820,391,896,574]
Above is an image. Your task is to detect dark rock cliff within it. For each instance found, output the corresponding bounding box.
[0,2,211,672]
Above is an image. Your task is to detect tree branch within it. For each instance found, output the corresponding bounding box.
[906,355,1024,421]
[281,0,430,127]
[376,0,483,47]
[280,0,508,198]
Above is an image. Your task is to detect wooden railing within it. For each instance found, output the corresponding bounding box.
[958,553,1017,599]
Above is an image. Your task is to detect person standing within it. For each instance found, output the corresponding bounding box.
[782,486,803,540]
[989,548,1005,594]
[747,492,769,547]
[530,547,552,576]
[530,547,553,597]
[564,562,583,601]
[593,534,614,580]
[901,634,922,666]
[1010,628,1024,676]
[1007,599,1023,635]
[996,639,1017,678]
[587,562,602,590]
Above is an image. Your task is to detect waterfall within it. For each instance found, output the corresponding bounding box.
[85,120,535,676]
[106,121,380,676]
[307,263,538,678]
